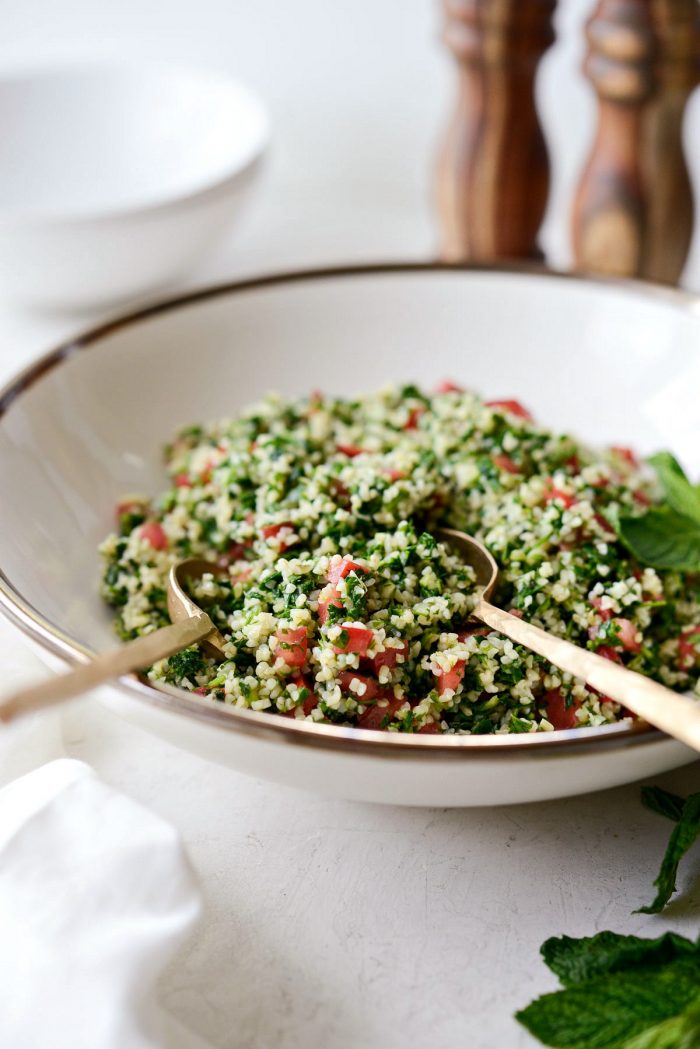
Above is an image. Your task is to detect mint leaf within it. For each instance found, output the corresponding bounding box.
[620,996,700,1049]
[641,786,686,823]
[516,959,700,1048]
[637,792,700,913]
[617,507,700,571]
[648,453,700,526]
[541,930,700,987]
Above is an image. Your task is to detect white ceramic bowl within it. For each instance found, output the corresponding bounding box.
[0,63,268,311]
[0,264,698,805]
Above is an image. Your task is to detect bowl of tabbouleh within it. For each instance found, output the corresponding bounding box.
[1,264,699,805]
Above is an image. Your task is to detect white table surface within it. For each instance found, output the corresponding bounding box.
[1,2,699,1047]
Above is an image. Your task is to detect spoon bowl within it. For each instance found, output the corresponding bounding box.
[437,526,700,753]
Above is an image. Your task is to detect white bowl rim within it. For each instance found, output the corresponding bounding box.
[0,59,270,227]
[0,260,697,759]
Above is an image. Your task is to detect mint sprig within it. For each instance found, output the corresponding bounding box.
[617,453,700,571]
[636,788,700,914]
[516,946,700,1049]
[517,788,700,1047]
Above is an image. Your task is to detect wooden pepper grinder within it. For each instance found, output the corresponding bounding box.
[572,0,700,283]
[435,0,556,262]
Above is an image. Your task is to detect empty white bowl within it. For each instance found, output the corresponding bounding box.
[0,63,269,311]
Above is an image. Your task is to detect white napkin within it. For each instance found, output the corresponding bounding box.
[0,759,209,1049]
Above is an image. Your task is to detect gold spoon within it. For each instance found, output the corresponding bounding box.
[437,527,700,752]
[0,560,227,723]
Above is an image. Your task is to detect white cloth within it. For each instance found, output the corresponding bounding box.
[0,759,209,1049]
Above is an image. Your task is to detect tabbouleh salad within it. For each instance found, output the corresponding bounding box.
[100,384,700,734]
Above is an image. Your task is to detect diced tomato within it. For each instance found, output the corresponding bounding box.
[372,641,408,671]
[262,522,295,552]
[485,399,532,421]
[193,686,208,696]
[611,446,639,468]
[417,720,441,734]
[339,671,381,702]
[543,479,576,509]
[436,380,464,394]
[612,617,641,653]
[357,696,405,730]
[334,625,373,656]
[492,453,520,475]
[544,688,578,729]
[276,626,308,668]
[564,455,580,472]
[434,660,465,696]
[403,406,425,431]
[318,585,343,624]
[116,498,147,522]
[678,626,700,671]
[199,459,217,484]
[262,522,293,539]
[336,443,363,457]
[590,596,613,621]
[327,558,368,585]
[290,674,318,716]
[596,645,623,664]
[386,468,406,482]
[174,473,192,488]
[633,490,651,507]
[138,521,168,550]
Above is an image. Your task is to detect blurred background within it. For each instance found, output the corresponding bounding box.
[1,0,700,294]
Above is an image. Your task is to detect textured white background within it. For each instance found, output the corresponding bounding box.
[0,2,699,1047]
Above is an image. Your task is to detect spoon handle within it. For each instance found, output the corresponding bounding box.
[476,599,700,752]
[0,613,215,724]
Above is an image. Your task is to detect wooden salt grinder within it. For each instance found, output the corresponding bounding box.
[572,0,700,283]
[435,0,556,262]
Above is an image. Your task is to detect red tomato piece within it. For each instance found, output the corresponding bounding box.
[334,625,373,656]
[492,453,520,475]
[434,660,465,696]
[372,641,408,671]
[193,686,208,696]
[611,446,639,468]
[318,586,343,624]
[612,617,641,653]
[544,688,578,729]
[416,720,441,734]
[357,696,405,730]
[336,444,363,457]
[679,626,700,670]
[436,380,464,394]
[590,596,613,622]
[338,671,381,702]
[139,521,168,550]
[116,498,147,522]
[290,673,318,716]
[485,399,532,421]
[386,468,406,482]
[276,627,308,668]
[262,522,295,552]
[633,490,651,507]
[596,646,623,664]
[543,479,576,509]
[174,473,192,488]
[403,406,425,431]
[327,557,368,585]
[262,522,293,539]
